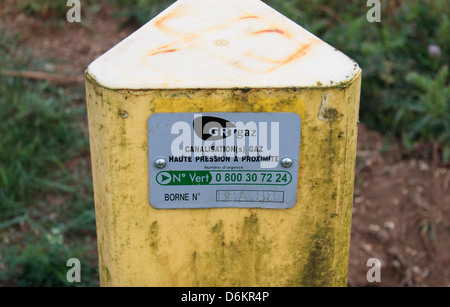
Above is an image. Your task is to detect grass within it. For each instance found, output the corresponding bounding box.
[17,0,69,18]
[109,0,173,26]
[0,31,98,286]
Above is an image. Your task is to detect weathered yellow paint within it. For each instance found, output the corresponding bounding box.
[85,70,361,287]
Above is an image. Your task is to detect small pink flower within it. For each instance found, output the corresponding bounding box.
[428,45,441,58]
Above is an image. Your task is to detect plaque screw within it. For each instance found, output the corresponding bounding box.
[154,158,167,169]
[281,157,293,168]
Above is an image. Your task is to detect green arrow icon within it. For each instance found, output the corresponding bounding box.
[157,172,171,184]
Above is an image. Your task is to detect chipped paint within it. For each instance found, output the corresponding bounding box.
[318,93,343,122]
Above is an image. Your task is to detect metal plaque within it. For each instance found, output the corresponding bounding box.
[148,113,301,209]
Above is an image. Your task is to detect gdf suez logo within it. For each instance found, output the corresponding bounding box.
[171,114,280,168]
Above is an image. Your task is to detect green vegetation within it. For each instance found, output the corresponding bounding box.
[17,0,69,17]
[110,0,173,26]
[0,32,98,286]
[17,0,100,27]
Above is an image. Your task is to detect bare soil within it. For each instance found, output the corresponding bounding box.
[350,125,450,287]
[2,0,449,287]
[0,0,134,76]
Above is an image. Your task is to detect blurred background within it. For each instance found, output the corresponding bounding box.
[0,0,448,286]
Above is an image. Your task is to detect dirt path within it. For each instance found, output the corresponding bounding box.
[0,0,137,76]
[2,0,449,287]
[350,125,450,286]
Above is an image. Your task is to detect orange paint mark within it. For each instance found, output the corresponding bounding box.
[156,44,171,50]
[155,15,169,28]
[263,42,313,73]
[149,49,178,56]
[252,29,285,36]
[238,15,259,20]
[154,9,179,29]
[243,50,283,64]
[282,42,312,64]
[241,41,315,73]
[154,8,198,42]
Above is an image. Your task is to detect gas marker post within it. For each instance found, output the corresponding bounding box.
[85,0,362,287]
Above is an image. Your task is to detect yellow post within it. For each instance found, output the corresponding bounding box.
[85,0,361,287]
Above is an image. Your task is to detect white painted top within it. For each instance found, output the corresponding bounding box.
[87,0,360,89]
